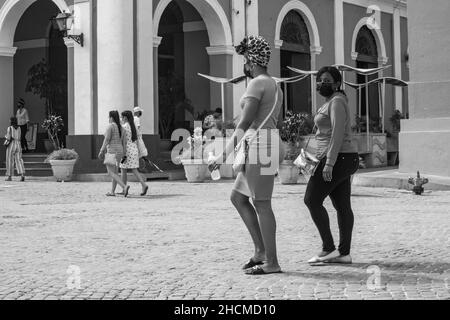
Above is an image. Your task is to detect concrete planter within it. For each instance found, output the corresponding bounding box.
[181,160,208,183]
[278,160,300,185]
[219,164,236,179]
[208,137,237,179]
[49,159,77,182]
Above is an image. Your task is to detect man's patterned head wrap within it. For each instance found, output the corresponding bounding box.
[235,35,272,67]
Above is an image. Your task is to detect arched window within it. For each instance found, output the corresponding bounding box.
[280,11,311,115]
[280,10,310,53]
[356,26,380,131]
[356,26,378,63]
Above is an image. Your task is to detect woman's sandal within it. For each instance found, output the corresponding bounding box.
[244,265,282,275]
[106,192,116,197]
[242,259,264,270]
[141,185,149,197]
[124,186,131,198]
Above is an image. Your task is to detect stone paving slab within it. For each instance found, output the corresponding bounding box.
[0,179,449,300]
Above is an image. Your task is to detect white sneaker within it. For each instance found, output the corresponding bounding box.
[308,250,340,264]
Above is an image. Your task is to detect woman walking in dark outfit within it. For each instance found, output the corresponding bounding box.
[305,66,359,265]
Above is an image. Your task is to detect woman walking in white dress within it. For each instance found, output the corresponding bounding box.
[120,111,149,196]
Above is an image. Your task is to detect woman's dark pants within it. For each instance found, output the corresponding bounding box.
[304,153,359,256]
[19,125,28,151]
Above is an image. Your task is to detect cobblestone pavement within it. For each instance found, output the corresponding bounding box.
[0,178,449,300]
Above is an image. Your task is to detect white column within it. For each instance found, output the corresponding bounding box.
[71,1,93,135]
[311,47,322,113]
[153,36,162,135]
[0,47,16,133]
[97,0,134,134]
[334,0,345,65]
[246,0,259,36]
[393,6,403,111]
[136,0,155,134]
[65,38,75,136]
[232,0,246,119]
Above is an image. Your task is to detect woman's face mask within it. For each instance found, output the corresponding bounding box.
[317,73,339,98]
[243,57,254,79]
[317,82,335,98]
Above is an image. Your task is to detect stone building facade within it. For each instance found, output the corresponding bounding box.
[0,0,409,173]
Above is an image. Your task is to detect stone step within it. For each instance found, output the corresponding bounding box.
[0,167,53,177]
[22,153,48,160]
[74,169,186,182]
[16,162,51,169]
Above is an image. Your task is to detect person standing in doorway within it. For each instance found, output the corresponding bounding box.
[16,98,30,153]
[120,110,149,196]
[304,66,359,265]
[4,117,26,182]
[209,36,285,275]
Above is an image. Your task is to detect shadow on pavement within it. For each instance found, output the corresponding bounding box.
[126,194,186,200]
[281,261,450,284]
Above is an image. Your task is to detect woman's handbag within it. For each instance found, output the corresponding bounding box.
[294,148,320,177]
[3,139,12,147]
[137,137,148,158]
[103,153,117,166]
[232,139,248,173]
[233,81,280,173]
[294,126,320,177]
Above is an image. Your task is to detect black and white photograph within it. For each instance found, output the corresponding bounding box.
[0,0,449,312]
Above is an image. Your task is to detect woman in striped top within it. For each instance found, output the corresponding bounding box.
[4,117,25,181]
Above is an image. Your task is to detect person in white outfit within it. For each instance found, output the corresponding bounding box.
[4,117,26,181]
[133,106,162,172]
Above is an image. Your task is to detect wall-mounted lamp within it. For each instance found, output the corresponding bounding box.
[51,11,84,47]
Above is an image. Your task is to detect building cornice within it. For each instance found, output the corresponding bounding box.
[0,46,17,57]
[310,45,323,55]
[274,40,284,49]
[64,38,75,48]
[153,36,162,48]
[206,45,235,56]
[343,0,407,17]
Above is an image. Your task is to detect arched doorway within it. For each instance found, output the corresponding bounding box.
[0,0,69,152]
[157,0,210,139]
[356,25,380,132]
[154,0,233,141]
[280,10,311,115]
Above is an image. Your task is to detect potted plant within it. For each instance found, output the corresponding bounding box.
[179,127,209,183]
[387,110,407,166]
[279,112,314,184]
[204,118,237,179]
[390,110,406,133]
[45,149,79,182]
[42,114,64,152]
[26,59,67,152]
[158,73,184,148]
